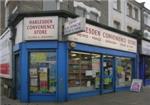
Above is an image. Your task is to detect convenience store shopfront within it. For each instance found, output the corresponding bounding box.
[10,12,138,102]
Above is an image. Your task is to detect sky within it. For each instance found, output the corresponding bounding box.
[135,0,150,10]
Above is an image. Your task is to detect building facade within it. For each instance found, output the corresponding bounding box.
[0,0,149,103]
[139,5,150,85]
[5,11,137,102]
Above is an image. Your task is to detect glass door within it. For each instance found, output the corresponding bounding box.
[102,55,114,93]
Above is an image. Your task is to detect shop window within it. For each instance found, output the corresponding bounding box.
[29,51,56,94]
[116,57,132,87]
[145,58,150,79]
[68,51,100,93]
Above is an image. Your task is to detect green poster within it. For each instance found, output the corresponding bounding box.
[31,52,47,62]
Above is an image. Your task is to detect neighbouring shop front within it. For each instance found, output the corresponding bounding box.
[3,11,138,102]
[140,40,150,85]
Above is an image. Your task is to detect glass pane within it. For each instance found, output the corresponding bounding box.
[103,56,113,90]
[68,51,100,93]
[29,51,56,94]
[116,57,132,87]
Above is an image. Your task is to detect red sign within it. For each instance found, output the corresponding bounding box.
[0,64,9,74]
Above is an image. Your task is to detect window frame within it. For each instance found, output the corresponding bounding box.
[28,50,57,95]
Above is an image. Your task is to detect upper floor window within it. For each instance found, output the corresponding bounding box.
[144,14,148,25]
[127,3,132,17]
[127,26,132,33]
[75,6,86,17]
[133,8,138,20]
[90,12,99,22]
[113,0,121,11]
[113,21,120,30]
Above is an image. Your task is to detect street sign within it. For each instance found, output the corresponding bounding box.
[130,79,143,92]
[64,17,86,35]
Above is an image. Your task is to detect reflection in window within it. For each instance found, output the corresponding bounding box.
[68,51,100,93]
[29,51,56,94]
[116,57,132,87]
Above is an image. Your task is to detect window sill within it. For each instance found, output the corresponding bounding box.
[127,15,139,22]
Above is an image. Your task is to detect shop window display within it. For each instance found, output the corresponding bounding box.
[116,57,132,87]
[68,51,100,93]
[29,51,56,94]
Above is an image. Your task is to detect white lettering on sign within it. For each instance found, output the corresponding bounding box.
[24,16,58,40]
[0,28,12,79]
[68,24,137,53]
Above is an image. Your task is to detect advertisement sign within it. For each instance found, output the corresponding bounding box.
[68,24,137,53]
[130,79,142,92]
[141,40,150,56]
[64,17,86,35]
[24,16,58,40]
[39,67,48,93]
[0,28,12,78]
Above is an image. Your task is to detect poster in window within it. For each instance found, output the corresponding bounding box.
[30,78,38,86]
[39,67,48,92]
[30,68,38,77]
[31,53,47,62]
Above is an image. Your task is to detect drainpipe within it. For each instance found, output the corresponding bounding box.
[9,25,16,99]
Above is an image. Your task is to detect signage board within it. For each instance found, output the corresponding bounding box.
[68,24,137,53]
[130,79,143,92]
[64,17,86,35]
[24,16,58,40]
[0,28,12,78]
[142,40,150,56]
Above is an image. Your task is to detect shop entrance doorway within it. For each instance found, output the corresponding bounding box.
[102,55,115,93]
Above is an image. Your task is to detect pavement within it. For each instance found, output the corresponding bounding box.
[1,86,150,105]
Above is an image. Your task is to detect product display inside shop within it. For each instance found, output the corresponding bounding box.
[68,51,100,93]
[29,51,56,94]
